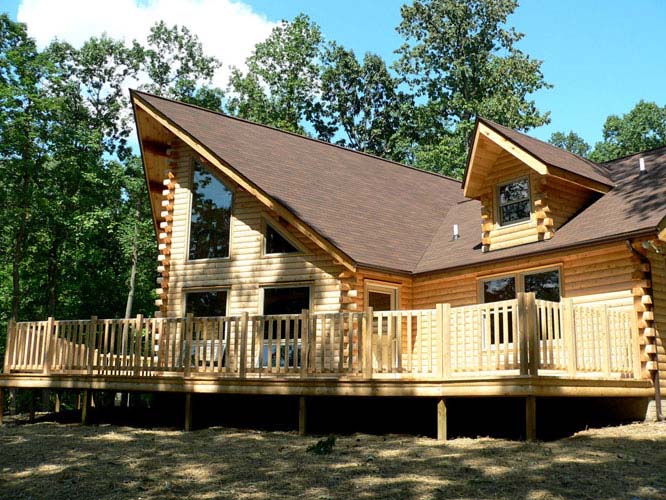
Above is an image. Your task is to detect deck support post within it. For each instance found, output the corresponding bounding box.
[81,390,91,425]
[54,392,61,413]
[28,390,36,423]
[184,393,193,432]
[0,387,4,426]
[298,396,307,436]
[525,396,537,441]
[437,398,447,441]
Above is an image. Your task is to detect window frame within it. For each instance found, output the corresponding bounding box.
[260,216,305,257]
[477,265,563,303]
[182,287,231,318]
[186,159,234,263]
[364,281,400,311]
[260,282,314,316]
[496,176,532,227]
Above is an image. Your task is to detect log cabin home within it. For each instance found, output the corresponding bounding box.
[2,90,666,440]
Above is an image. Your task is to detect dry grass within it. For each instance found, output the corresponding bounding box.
[1,418,665,500]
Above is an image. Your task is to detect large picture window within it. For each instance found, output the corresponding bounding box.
[498,177,531,226]
[189,161,233,260]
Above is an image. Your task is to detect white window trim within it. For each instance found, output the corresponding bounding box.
[260,282,314,315]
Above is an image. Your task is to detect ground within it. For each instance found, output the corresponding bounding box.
[0,418,665,500]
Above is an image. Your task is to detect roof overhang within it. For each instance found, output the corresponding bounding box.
[131,91,357,272]
[463,121,611,198]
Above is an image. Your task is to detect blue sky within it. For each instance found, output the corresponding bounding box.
[4,0,666,146]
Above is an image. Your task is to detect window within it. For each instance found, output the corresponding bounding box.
[261,286,311,368]
[189,161,233,260]
[481,268,561,344]
[498,177,531,226]
[185,290,228,317]
[264,223,299,255]
[366,283,398,311]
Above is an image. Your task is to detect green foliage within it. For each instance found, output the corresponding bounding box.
[549,131,591,158]
[316,45,412,162]
[307,435,336,455]
[394,0,551,177]
[226,14,323,134]
[589,101,666,162]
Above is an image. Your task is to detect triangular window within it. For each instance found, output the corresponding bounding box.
[265,223,299,254]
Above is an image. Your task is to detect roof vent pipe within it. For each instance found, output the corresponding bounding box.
[453,224,460,240]
[639,157,646,175]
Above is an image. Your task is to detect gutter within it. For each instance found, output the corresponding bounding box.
[626,240,663,421]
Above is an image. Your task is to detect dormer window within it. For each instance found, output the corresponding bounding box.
[498,177,531,226]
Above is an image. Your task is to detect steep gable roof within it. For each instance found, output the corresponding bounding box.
[132,90,464,273]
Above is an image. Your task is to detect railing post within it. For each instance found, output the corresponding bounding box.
[518,293,529,376]
[87,316,97,375]
[362,307,373,379]
[437,304,451,379]
[300,309,309,377]
[526,292,539,376]
[43,317,55,375]
[600,305,611,376]
[184,313,193,377]
[561,299,577,377]
[133,314,143,376]
[4,319,16,374]
[239,312,248,378]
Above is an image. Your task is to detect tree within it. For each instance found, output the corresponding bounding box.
[394,0,551,177]
[549,131,590,158]
[315,44,412,162]
[590,101,666,162]
[141,21,223,110]
[227,14,323,134]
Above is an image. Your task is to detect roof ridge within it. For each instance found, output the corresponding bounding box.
[131,89,462,185]
[478,117,613,182]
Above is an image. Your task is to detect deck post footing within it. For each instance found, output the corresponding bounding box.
[184,393,193,432]
[298,396,307,436]
[437,398,447,441]
[525,395,537,441]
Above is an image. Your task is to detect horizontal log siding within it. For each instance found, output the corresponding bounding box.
[164,139,343,316]
[413,241,639,310]
[648,249,666,392]
[546,177,597,231]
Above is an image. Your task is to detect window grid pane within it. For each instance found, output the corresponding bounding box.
[498,178,531,225]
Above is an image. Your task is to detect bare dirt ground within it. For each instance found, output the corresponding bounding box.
[0,417,665,500]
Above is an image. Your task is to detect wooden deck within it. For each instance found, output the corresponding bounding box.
[1,293,651,398]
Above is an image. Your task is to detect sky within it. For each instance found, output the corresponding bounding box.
[3,0,665,146]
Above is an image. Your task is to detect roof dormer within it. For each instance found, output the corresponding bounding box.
[463,119,613,252]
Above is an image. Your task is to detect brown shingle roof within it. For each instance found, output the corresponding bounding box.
[477,118,614,187]
[416,146,666,273]
[133,91,465,272]
[134,91,666,275]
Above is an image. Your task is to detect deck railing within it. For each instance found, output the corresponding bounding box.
[3,293,642,381]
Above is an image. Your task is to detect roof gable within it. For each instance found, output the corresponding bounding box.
[132,90,465,273]
[463,119,614,198]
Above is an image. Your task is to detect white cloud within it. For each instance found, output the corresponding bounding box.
[16,0,276,88]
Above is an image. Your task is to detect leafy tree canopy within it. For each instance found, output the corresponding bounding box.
[589,100,666,162]
[549,131,591,158]
[394,0,551,177]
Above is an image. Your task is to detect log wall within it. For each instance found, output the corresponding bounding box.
[159,139,344,317]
